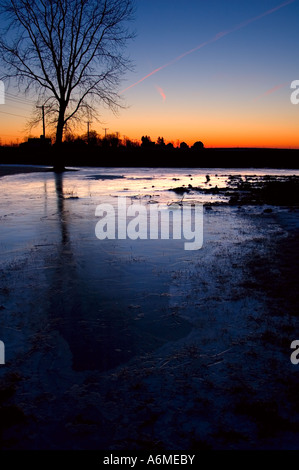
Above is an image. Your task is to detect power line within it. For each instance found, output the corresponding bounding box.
[5,101,34,110]
[5,92,37,111]
[6,93,31,101]
[5,96,33,107]
[5,92,36,104]
[0,110,28,118]
[4,94,36,107]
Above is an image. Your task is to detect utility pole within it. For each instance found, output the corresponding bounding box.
[103,127,109,138]
[86,121,92,143]
[37,105,45,138]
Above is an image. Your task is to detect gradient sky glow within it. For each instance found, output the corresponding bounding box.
[1,0,299,147]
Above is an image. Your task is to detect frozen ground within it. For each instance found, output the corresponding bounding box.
[0,167,298,449]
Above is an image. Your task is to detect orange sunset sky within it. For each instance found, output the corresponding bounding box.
[1,0,299,148]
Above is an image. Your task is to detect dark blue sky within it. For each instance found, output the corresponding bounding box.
[113,0,299,146]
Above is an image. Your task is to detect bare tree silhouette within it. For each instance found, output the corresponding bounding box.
[0,0,134,168]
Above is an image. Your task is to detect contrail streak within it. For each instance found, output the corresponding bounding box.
[253,82,289,101]
[156,85,166,101]
[121,0,296,94]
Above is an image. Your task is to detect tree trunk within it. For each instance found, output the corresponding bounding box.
[53,106,66,172]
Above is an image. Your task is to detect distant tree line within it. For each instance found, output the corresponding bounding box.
[0,131,206,167]
[140,135,204,151]
[15,131,203,150]
[1,132,297,169]
[5,131,205,151]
